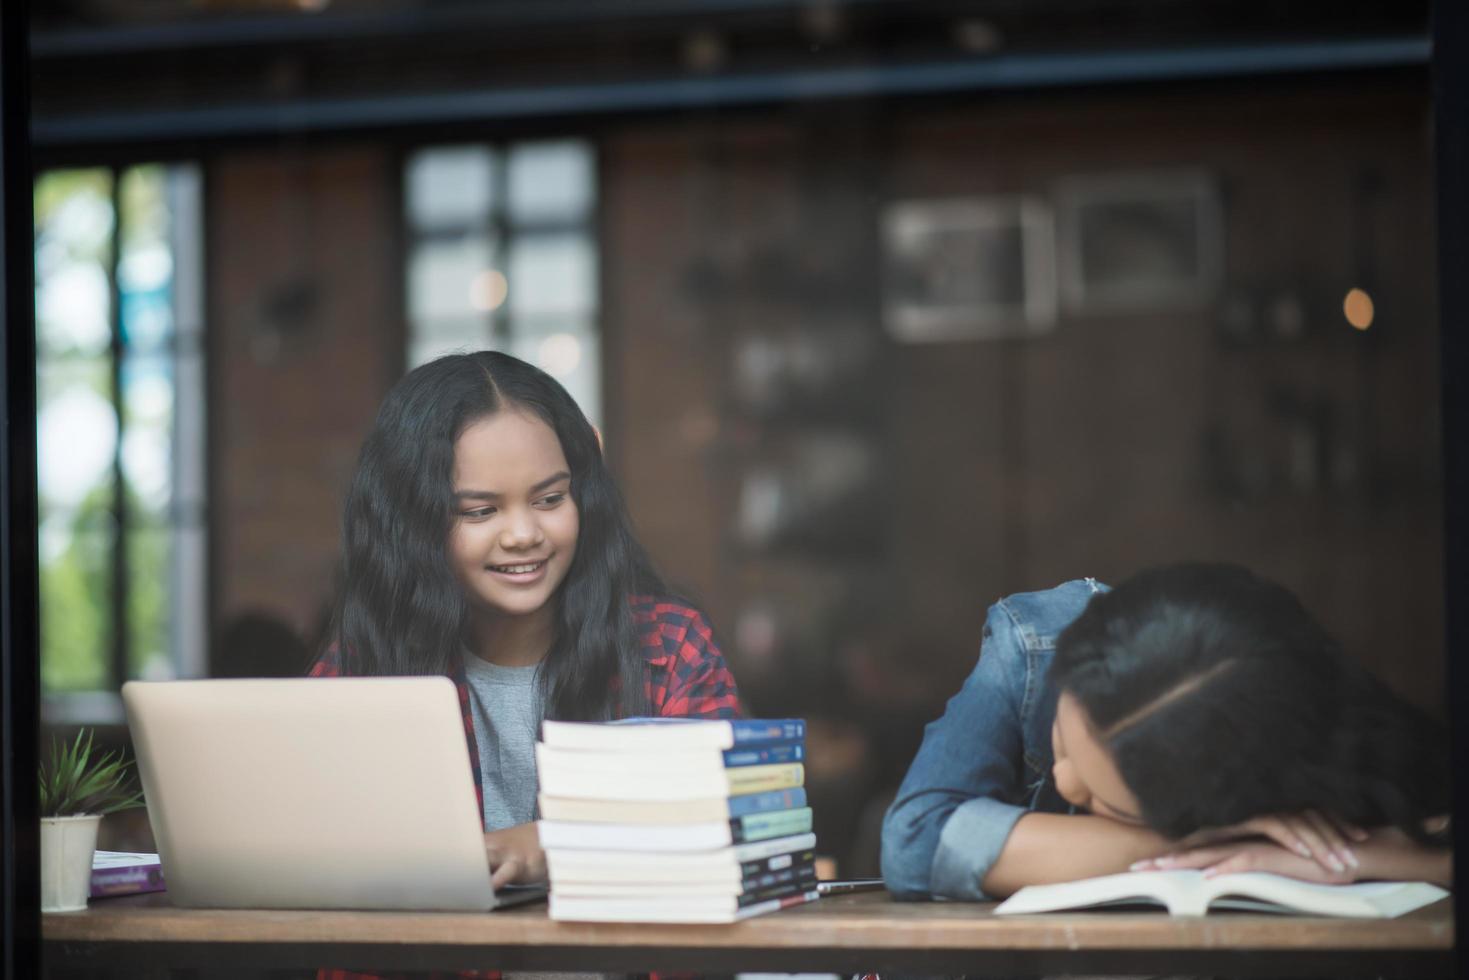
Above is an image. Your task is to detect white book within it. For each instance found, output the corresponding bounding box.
[537,752,803,801]
[546,832,817,884]
[542,819,734,852]
[541,717,804,752]
[539,788,810,825]
[994,870,1449,918]
[549,887,821,923]
[535,742,728,774]
[537,793,732,824]
[539,808,812,852]
[551,863,815,899]
[554,881,762,898]
[92,850,162,870]
[536,762,733,801]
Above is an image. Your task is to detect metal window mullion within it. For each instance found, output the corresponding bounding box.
[492,143,510,350]
[107,167,130,688]
[169,165,207,680]
[591,140,601,315]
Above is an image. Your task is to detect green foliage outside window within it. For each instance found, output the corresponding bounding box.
[35,166,174,693]
[39,483,169,692]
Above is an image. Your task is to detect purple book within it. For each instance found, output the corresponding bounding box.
[91,851,166,897]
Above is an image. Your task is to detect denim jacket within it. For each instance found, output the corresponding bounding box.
[880,578,1108,901]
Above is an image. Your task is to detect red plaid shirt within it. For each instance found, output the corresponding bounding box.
[308,595,743,980]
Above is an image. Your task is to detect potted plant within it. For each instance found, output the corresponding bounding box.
[38,729,144,912]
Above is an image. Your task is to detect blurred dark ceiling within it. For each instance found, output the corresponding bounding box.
[29,0,1430,155]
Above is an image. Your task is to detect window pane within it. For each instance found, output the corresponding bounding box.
[408,234,499,322]
[506,233,596,317]
[129,524,172,681]
[36,161,208,701]
[119,166,175,352]
[38,356,117,694]
[507,140,594,225]
[408,316,497,370]
[37,359,117,517]
[34,169,114,358]
[508,321,601,429]
[121,354,174,520]
[168,167,206,343]
[40,523,114,692]
[406,146,496,231]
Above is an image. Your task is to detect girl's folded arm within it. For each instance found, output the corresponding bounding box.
[980,811,1170,898]
[880,608,1034,901]
[1327,823,1450,887]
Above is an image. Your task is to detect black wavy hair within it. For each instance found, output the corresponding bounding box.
[331,350,665,720]
[1051,563,1450,843]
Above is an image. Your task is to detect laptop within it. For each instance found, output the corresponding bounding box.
[122,676,547,911]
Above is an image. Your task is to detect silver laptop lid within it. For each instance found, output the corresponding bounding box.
[123,676,499,910]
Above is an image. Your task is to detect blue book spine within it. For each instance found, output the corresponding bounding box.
[730,719,806,745]
[727,786,808,818]
[723,740,805,768]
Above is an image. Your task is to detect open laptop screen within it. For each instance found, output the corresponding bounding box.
[123,676,531,911]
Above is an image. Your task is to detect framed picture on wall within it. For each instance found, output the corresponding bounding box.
[881,196,1056,342]
[1057,170,1223,313]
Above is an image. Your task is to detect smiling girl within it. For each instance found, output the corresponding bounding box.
[881,563,1450,900]
[311,351,742,893]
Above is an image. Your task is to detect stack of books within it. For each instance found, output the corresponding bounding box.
[91,851,165,898]
[536,717,821,923]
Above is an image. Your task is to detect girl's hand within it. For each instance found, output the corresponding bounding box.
[1134,810,1365,876]
[484,822,548,888]
[1136,838,1358,884]
[1134,824,1453,888]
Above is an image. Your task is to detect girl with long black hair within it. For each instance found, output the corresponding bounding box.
[882,563,1450,900]
[312,350,741,891]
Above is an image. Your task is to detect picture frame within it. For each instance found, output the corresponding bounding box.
[881,195,1056,342]
[1057,170,1223,313]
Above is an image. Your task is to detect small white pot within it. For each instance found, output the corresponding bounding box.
[40,814,102,912]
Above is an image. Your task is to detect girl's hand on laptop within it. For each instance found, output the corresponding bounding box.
[484,822,548,887]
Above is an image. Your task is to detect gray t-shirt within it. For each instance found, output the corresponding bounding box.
[460,652,542,831]
[461,655,603,980]
[462,653,613,980]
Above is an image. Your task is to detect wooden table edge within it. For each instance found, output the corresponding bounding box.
[41,892,1455,952]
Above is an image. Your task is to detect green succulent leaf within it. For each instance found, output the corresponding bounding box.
[38,728,145,817]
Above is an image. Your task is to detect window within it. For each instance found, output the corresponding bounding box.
[34,164,207,722]
[403,140,601,426]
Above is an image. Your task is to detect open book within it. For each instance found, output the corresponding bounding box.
[994,870,1448,918]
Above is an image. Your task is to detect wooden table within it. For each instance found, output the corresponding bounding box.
[43,891,1455,977]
